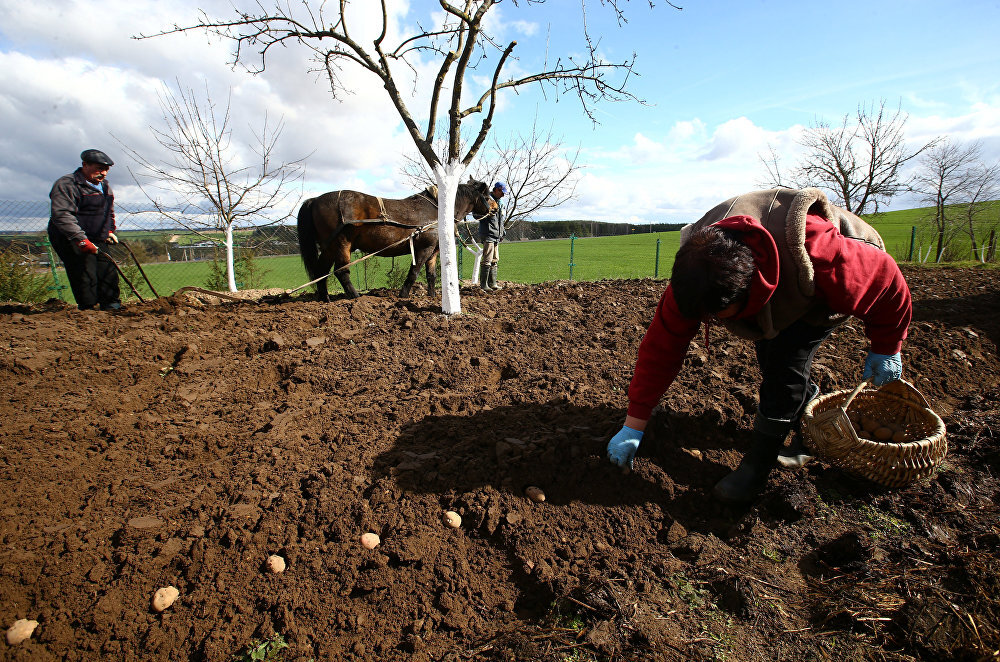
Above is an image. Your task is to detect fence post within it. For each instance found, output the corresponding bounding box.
[908,226,915,262]
[457,243,463,280]
[569,234,577,281]
[654,238,661,278]
[41,238,66,300]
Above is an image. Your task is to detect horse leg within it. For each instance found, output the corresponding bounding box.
[399,260,421,298]
[332,243,362,298]
[425,251,438,298]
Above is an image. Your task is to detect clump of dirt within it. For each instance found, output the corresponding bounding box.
[0,266,997,661]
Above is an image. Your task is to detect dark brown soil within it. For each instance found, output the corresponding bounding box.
[1,266,998,662]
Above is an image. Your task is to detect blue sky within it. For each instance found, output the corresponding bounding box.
[2,0,999,225]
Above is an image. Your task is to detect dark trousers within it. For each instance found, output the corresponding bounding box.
[48,228,120,310]
[754,319,833,435]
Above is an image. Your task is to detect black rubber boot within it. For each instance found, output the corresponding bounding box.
[713,431,786,503]
[479,264,493,292]
[488,264,502,291]
[777,382,819,470]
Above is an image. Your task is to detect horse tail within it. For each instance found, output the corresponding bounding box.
[297,197,322,280]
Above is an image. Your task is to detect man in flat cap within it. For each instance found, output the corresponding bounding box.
[48,149,122,310]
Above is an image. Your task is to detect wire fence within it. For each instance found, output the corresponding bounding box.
[2,199,996,305]
[1,199,667,304]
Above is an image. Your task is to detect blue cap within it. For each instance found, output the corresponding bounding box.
[493,182,509,195]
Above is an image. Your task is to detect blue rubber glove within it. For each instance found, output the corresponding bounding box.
[863,351,903,386]
[607,425,644,470]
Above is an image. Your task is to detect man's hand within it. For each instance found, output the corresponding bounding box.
[607,425,644,470]
[106,231,119,244]
[863,351,903,386]
[76,239,98,255]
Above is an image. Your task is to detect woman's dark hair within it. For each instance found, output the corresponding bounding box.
[671,226,755,319]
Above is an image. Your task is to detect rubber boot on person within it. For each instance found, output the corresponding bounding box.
[479,263,494,292]
[487,263,502,291]
[712,415,792,503]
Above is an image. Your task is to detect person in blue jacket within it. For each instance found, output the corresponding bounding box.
[478,182,509,292]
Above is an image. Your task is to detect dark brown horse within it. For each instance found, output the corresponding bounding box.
[297,179,495,299]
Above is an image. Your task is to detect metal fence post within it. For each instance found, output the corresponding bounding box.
[569,234,576,281]
[42,238,66,300]
[654,238,661,278]
[908,226,916,262]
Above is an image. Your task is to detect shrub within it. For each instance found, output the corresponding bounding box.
[205,245,269,291]
[0,247,50,303]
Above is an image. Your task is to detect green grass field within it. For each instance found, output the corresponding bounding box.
[16,202,998,305]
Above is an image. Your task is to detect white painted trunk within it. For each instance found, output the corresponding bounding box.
[225,224,237,292]
[433,162,466,315]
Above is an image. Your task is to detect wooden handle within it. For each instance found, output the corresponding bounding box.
[839,380,870,412]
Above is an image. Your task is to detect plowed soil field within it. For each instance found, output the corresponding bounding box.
[1,266,998,661]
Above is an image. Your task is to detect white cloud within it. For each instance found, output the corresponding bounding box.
[0,0,434,211]
[699,117,770,161]
[4,0,1000,228]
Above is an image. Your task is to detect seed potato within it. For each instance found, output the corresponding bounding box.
[525,486,546,503]
[443,511,462,528]
[874,426,894,441]
[360,532,381,549]
[266,554,286,573]
[6,619,38,645]
[151,586,179,612]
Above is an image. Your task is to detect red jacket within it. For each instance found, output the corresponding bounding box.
[626,214,912,420]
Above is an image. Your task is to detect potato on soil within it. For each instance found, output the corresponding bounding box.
[360,532,381,549]
[151,586,179,612]
[443,511,462,528]
[525,486,545,503]
[6,619,38,645]
[266,554,286,573]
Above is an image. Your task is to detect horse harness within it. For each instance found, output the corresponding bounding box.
[322,187,493,254]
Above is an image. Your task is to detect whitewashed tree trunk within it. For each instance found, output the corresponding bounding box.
[433,162,466,315]
[224,223,237,292]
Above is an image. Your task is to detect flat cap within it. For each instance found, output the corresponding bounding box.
[80,149,114,166]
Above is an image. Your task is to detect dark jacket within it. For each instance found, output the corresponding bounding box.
[478,198,505,243]
[48,169,116,243]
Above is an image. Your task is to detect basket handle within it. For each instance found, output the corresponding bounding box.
[839,380,870,413]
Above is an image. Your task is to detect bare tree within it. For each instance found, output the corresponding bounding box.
[117,82,306,291]
[402,117,581,270]
[762,100,939,215]
[961,162,1000,262]
[912,139,996,262]
[480,121,582,229]
[145,0,674,314]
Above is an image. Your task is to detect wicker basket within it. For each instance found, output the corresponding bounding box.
[801,379,947,488]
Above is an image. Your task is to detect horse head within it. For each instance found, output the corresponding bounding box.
[461,178,494,219]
